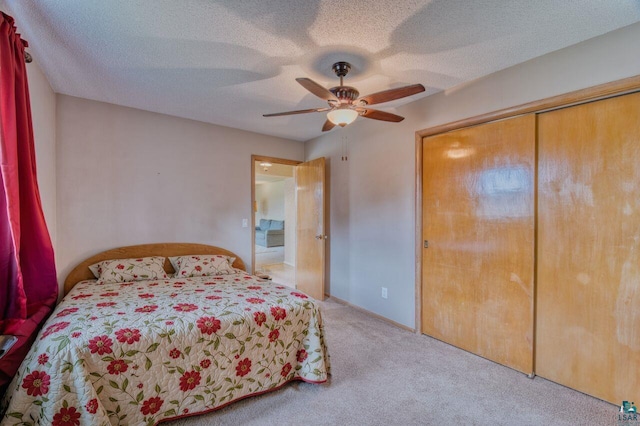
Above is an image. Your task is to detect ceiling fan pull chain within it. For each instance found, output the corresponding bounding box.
[341,136,349,161]
[345,136,348,161]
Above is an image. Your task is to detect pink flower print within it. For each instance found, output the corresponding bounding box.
[41,322,70,339]
[115,328,141,344]
[21,371,50,396]
[135,305,158,313]
[235,358,252,377]
[56,308,79,317]
[85,398,99,414]
[52,406,80,426]
[88,335,113,355]
[107,359,128,375]
[296,349,308,362]
[141,397,163,415]
[197,316,221,335]
[254,312,267,326]
[173,303,198,312]
[71,294,92,300]
[281,362,292,377]
[270,306,287,321]
[179,371,201,391]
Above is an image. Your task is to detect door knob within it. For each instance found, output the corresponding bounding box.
[315,235,322,240]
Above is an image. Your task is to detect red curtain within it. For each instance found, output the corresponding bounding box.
[0,12,58,388]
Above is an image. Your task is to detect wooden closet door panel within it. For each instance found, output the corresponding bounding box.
[422,114,536,374]
[537,92,640,404]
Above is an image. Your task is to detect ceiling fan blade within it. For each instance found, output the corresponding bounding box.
[296,78,339,102]
[263,107,330,117]
[322,119,336,132]
[356,84,425,106]
[357,108,405,123]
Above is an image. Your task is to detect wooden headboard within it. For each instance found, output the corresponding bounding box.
[63,243,246,295]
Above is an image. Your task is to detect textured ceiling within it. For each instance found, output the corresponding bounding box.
[3,1,640,141]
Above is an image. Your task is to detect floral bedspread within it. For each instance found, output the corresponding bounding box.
[0,274,330,425]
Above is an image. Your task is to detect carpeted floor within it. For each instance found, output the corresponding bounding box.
[167,299,616,426]
[255,245,285,267]
[259,262,295,288]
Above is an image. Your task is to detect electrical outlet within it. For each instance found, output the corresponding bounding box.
[242,219,248,228]
[381,287,388,299]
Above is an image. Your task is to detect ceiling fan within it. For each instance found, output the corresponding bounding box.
[263,61,426,132]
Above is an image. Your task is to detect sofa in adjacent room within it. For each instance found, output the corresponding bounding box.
[255,219,285,247]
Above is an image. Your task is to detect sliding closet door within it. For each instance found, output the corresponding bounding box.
[537,92,640,404]
[422,114,535,374]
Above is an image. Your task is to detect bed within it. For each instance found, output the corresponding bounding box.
[0,243,330,425]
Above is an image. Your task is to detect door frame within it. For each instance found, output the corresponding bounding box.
[250,155,301,275]
[414,74,640,335]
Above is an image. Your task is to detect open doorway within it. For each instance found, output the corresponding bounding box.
[251,156,300,288]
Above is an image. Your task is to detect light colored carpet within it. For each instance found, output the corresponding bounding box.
[259,263,295,289]
[254,245,279,254]
[167,299,615,426]
[255,245,284,266]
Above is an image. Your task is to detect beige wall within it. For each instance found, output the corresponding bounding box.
[283,177,296,266]
[56,95,303,287]
[28,59,57,249]
[255,181,285,222]
[305,22,640,328]
[24,18,640,318]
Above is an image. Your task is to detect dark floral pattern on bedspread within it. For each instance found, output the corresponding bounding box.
[0,275,330,426]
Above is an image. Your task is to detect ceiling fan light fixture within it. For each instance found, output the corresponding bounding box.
[260,161,272,172]
[327,108,358,127]
[264,61,425,132]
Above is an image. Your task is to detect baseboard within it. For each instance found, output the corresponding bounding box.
[326,295,416,333]
[283,261,295,267]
